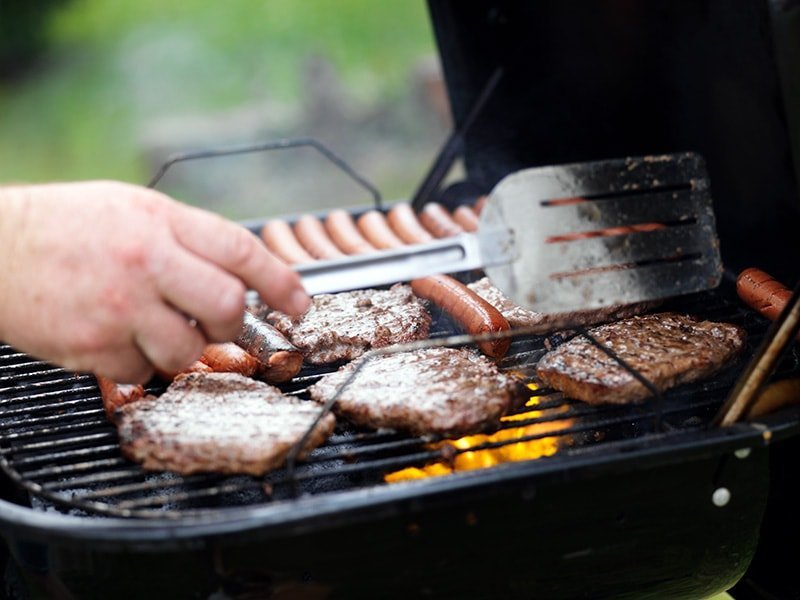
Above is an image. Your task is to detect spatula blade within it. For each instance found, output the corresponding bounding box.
[481,152,722,313]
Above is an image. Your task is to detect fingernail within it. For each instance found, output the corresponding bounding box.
[290,289,312,314]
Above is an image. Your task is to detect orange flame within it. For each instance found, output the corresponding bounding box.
[385,383,573,483]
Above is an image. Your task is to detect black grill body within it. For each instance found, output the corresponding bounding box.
[0,442,775,599]
[1,1,799,598]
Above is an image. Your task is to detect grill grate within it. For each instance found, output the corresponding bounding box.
[0,289,795,519]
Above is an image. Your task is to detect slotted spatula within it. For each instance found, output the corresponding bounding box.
[293,152,722,313]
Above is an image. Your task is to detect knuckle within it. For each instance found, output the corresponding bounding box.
[225,228,257,269]
[214,279,246,322]
[114,240,149,271]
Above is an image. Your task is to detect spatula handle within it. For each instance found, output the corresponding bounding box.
[292,233,486,295]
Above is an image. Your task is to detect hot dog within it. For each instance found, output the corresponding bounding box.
[236,311,303,382]
[95,375,147,421]
[452,205,479,232]
[737,268,798,338]
[357,208,511,358]
[419,202,464,239]
[745,377,800,420]
[294,214,345,260]
[260,219,314,264]
[154,360,212,381]
[324,209,376,255]
[410,275,511,358]
[199,342,259,377]
[386,203,434,244]
[356,209,405,249]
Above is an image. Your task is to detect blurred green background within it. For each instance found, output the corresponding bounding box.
[0,0,449,219]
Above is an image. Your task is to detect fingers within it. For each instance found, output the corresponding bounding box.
[133,305,206,379]
[154,248,247,342]
[168,205,310,315]
[83,345,155,386]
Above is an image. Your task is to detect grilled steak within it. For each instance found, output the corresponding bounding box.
[536,312,746,404]
[264,284,431,364]
[115,372,335,475]
[467,276,655,329]
[308,347,528,436]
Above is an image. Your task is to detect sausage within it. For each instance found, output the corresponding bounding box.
[452,205,479,232]
[236,311,303,382]
[410,275,512,358]
[386,203,434,244]
[260,219,314,264]
[294,214,345,260]
[95,375,147,421]
[737,267,797,334]
[154,360,212,381]
[745,377,800,420]
[324,209,376,255]
[356,209,405,249]
[419,202,464,238]
[355,208,511,358]
[200,342,259,376]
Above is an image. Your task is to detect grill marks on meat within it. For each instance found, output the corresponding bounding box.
[535,312,746,405]
[467,277,657,329]
[265,284,431,365]
[116,372,335,475]
[308,347,528,436]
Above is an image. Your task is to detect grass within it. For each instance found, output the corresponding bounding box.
[0,0,437,197]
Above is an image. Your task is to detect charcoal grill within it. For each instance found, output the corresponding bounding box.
[0,274,798,598]
[1,1,799,598]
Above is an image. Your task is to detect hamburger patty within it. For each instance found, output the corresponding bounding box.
[115,372,335,475]
[467,276,656,329]
[264,284,431,364]
[535,312,746,404]
[308,347,528,436]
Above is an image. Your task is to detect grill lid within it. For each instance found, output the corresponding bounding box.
[425,0,800,284]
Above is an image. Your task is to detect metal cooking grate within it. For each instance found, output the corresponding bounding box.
[0,289,795,519]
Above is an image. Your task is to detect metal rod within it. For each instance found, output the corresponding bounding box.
[147,137,383,209]
[576,327,666,431]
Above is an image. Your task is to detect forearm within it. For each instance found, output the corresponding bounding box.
[0,185,33,341]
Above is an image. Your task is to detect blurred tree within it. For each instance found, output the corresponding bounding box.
[0,0,70,80]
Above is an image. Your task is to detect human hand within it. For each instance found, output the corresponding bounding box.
[0,180,310,383]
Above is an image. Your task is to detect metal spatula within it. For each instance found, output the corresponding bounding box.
[294,152,722,313]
